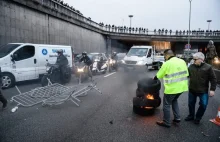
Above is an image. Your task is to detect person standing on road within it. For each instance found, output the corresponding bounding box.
[154,49,189,128]
[0,67,7,110]
[185,52,217,124]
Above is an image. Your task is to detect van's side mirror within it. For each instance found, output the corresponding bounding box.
[11,54,18,61]
[147,54,151,58]
[46,59,48,62]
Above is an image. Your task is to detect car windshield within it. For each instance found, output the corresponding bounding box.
[117,53,126,60]
[0,44,21,58]
[127,48,148,57]
[88,53,101,60]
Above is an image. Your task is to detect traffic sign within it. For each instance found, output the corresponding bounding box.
[185,44,191,49]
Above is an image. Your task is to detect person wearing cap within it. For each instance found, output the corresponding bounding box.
[154,49,189,128]
[185,52,217,124]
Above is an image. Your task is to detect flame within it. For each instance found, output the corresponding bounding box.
[146,94,154,100]
[144,107,154,109]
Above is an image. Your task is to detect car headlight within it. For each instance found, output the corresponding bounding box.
[137,61,144,65]
[77,68,84,72]
[109,60,113,64]
[121,60,125,64]
[46,67,50,71]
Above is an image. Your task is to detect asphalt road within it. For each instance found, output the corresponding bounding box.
[0,68,220,142]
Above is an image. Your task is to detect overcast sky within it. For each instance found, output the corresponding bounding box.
[64,0,220,31]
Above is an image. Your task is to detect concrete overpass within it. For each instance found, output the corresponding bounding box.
[1,0,220,54]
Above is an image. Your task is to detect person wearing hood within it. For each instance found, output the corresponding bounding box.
[185,52,217,124]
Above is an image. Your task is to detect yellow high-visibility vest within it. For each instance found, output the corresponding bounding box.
[156,57,189,94]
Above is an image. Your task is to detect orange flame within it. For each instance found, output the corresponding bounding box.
[146,94,154,100]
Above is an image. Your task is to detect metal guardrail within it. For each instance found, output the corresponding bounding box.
[30,0,220,37]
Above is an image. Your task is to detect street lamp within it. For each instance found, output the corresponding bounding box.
[128,15,133,28]
[207,20,212,31]
[187,0,192,63]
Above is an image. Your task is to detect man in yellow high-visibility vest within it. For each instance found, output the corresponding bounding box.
[154,49,188,128]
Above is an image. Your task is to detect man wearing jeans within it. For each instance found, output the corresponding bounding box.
[185,52,217,124]
[154,49,189,128]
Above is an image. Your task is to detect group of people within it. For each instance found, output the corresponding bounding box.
[154,49,217,127]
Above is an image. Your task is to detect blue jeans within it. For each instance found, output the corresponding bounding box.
[188,92,209,120]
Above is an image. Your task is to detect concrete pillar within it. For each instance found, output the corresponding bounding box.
[106,36,111,57]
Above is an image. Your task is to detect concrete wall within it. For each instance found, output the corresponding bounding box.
[0,0,107,53]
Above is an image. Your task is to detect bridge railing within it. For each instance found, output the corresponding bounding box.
[34,0,220,37]
[107,30,220,37]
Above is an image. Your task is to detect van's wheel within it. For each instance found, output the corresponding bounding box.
[1,73,15,89]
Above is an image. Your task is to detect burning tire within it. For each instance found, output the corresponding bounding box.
[133,106,155,116]
[137,78,161,93]
[133,78,162,115]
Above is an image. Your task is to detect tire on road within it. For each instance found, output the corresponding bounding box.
[1,73,15,89]
[137,78,161,94]
[133,106,155,116]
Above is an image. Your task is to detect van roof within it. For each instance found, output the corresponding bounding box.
[131,46,152,49]
[9,43,71,47]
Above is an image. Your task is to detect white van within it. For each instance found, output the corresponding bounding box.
[0,43,73,88]
[122,45,164,70]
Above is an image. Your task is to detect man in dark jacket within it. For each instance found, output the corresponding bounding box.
[80,52,92,66]
[185,52,217,124]
[79,52,93,79]
[56,49,68,82]
[0,67,7,109]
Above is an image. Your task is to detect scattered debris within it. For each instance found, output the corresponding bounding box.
[11,106,18,113]
[201,132,210,137]
[109,120,113,124]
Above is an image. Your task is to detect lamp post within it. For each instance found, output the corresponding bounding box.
[128,15,133,28]
[187,0,192,63]
[207,20,212,31]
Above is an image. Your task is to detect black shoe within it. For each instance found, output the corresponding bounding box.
[185,116,194,121]
[173,119,181,123]
[2,102,7,110]
[156,121,170,128]
[194,119,200,124]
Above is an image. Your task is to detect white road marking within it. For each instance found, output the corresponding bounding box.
[104,72,116,77]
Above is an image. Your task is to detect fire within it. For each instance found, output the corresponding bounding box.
[146,94,154,100]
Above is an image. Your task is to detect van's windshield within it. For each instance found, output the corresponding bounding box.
[0,44,21,58]
[127,48,148,57]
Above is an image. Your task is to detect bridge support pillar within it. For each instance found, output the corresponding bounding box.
[106,36,112,57]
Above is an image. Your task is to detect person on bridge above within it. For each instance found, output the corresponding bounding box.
[185,52,217,124]
[154,49,189,128]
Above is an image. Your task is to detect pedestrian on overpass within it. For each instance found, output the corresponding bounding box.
[185,52,217,124]
[0,67,7,110]
[154,49,189,128]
